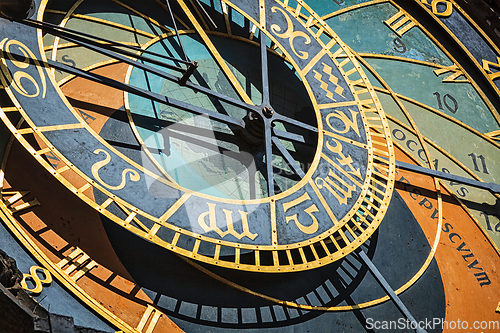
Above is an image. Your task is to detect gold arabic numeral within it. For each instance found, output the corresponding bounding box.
[137,305,164,333]
[326,138,362,179]
[198,203,258,240]
[1,190,40,213]
[270,6,311,59]
[0,39,46,98]
[21,266,52,294]
[91,149,140,190]
[482,57,500,81]
[56,247,98,282]
[384,9,416,37]
[496,301,500,313]
[282,192,319,235]
[420,0,453,17]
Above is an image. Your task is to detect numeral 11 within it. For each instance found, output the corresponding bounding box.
[468,153,489,174]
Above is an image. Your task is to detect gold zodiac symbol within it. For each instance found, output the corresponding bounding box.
[198,203,258,240]
[270,7,311,59]
[283,193,320,234]
[21,266,52,294]
[92,149,140,190]
[0,38,46,98]
[420,0,453,17]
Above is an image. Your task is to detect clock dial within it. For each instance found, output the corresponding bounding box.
[0,0,499,332]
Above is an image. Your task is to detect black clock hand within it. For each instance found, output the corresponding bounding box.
[44,57,246,128]
[261,34,270,106]
[395,160,500,194]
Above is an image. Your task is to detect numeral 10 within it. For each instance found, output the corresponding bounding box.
[433,92,458,114]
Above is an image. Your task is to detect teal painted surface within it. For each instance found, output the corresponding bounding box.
[306,0,379,17]
[365,58,499,133]
[324,2,452,66]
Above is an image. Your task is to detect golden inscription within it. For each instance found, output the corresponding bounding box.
[92,149,140,190]
[283,192,320,234]
[21,266,52,294]
[198,203,258,240]
[270,6,311,59]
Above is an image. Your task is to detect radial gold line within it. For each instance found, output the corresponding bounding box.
[235,248,241,264]
[110,0,173,33]
[317,100,358,109]
[320,240,330,255]
[50,0,85,69]
[372,169,389,181]
[100,197,113,209]
[272,251,279,266]
[320,0,388,21]
[221,0,231,35]
[298,247,307,264]
[1,107,17,112]
[171,232,180,247]
[78,183,91,193]
[321,153,364,188]
[255,250,260,266]
[368,182,386,197]
[300,48,327,76]
[309,180,339,225]
[259,0,266,29]
[329,235,341,251]
[285,250,293,265]
[177,0,254,104]
[36,123,85,132]
[114,201,151,232]
[17,128,34,135]
[214,244,221,261]
[323,130,367,149]
[309,244,319,260]
[44,9,158,38]
[270,200,277,245]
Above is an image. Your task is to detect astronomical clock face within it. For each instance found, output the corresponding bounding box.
[0,0,500,332]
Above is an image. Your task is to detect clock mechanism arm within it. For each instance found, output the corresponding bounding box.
[346,232,427,333]
[395,160,500,194]
[44,55,246,128]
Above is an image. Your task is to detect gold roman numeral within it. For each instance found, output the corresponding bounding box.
[137,305,163,333]
[57,247,97,282]
[2,190,40,213]
[384,10,416,37]
[482,57,500,81]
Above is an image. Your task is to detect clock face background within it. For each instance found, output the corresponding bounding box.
[0,0,499,332]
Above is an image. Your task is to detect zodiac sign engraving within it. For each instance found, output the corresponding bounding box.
[21,266,52,294]
[92,149,140,190]
[313,63,345,101]
[0,38,46,98]
[283,193,319,234]
[270,6,311,59]
[198,203,258,240]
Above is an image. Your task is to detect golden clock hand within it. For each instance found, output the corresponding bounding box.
[176,0,255,105]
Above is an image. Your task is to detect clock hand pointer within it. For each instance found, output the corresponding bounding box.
[345,232,427,333]
[43,56,246,128]
[394,160,500,194]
